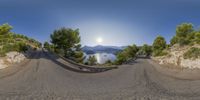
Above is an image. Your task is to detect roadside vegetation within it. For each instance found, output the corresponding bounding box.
[152,36,167,57]
[152,23,200,57]
[114,23,200,65]
[114,44,138,65]
[0,23,41,57]
[85,55,97,65]
[45,28,84,63]
[183,47,200,59]
[137,44,152,57]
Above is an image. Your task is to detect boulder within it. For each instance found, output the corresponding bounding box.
[6,52,26,64]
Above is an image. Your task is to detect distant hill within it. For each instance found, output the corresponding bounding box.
[82,45,125,54]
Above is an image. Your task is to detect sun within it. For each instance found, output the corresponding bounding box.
[96,37,103,44]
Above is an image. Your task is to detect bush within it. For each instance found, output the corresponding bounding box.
[138,44,152,56]
[18,42,28,52]
[152,36,166,57]
[183,47,200,59]
[153,50,168,57]
[115,44,138,65]
[195,32,200,44]
[115,52,127,65]
[2,42,28,53]
[87,55,97,65]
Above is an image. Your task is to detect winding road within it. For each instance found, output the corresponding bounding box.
[0,51,200,100]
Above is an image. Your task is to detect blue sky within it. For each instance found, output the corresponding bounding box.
[0,0,200,46]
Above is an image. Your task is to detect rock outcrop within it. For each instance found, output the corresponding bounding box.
[6,52,26,63]
[153,44,200,69]
[0,52,26,69]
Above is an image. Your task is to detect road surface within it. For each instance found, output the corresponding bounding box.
[0,51,200,100]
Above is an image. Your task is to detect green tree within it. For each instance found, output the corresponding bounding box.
[138,44,152,57]
[170,36,178,46]
[171,23,194,46]
[50,27,84,62]
[88,55,97,65]
[176,23,193,38]
[43,42,50,50]
[0,23,12,35]
[195,32,200,44]
[115,52,127,65]
[152,36,167,56]
[115,44,138,64]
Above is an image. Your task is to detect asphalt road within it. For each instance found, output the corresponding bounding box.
[0,51,200,100]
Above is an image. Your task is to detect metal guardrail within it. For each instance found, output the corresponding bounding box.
[43,49,118,72]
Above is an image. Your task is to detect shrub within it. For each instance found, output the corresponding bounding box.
[1,42,28,53]
[115,44,138,65]
[138,44,152,56]
[152,36,166,57]
[114,52,126,65]
[18,42,28,52]
[87,55,97,65]
[195,32,200,44]
[183,47,200,59]
[170,36,178,46]
[153,50,168,57]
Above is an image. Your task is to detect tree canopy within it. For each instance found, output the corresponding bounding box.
[50,27,84,63]
[170,23,200,46]
[152,36,167,56]
[115,44,138,64]
[0,23,41,56]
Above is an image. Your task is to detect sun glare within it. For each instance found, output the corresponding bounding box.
[96,37,103,44]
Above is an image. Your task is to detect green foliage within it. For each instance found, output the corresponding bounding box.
[50,28,80,51]
[115,52,127,65]
[2,42,28,53]
[170,23,200,46]
[170,36,178,46]
[195,32,200,44]
[50,27,83,62]
[0,23,12,35]
[72,51,84,63]
[152,36,166,56]
[183,47,200,59]
[153,50,168,57]
[153,36,166,51]
[87,55,97,65]
[138,44,152,56]
[176,23,193,38]
[0,23,41,56]
[115,44,138,65]
[43,42,50,50]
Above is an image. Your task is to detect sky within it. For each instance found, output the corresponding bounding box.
[0,0,200,46]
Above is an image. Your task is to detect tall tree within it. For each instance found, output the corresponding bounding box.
[50,27,84,62]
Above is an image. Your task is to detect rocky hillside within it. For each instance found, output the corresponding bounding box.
[0,23,41,69]
[153,44,200,69]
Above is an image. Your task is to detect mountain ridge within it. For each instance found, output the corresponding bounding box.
[82,45,126,54]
